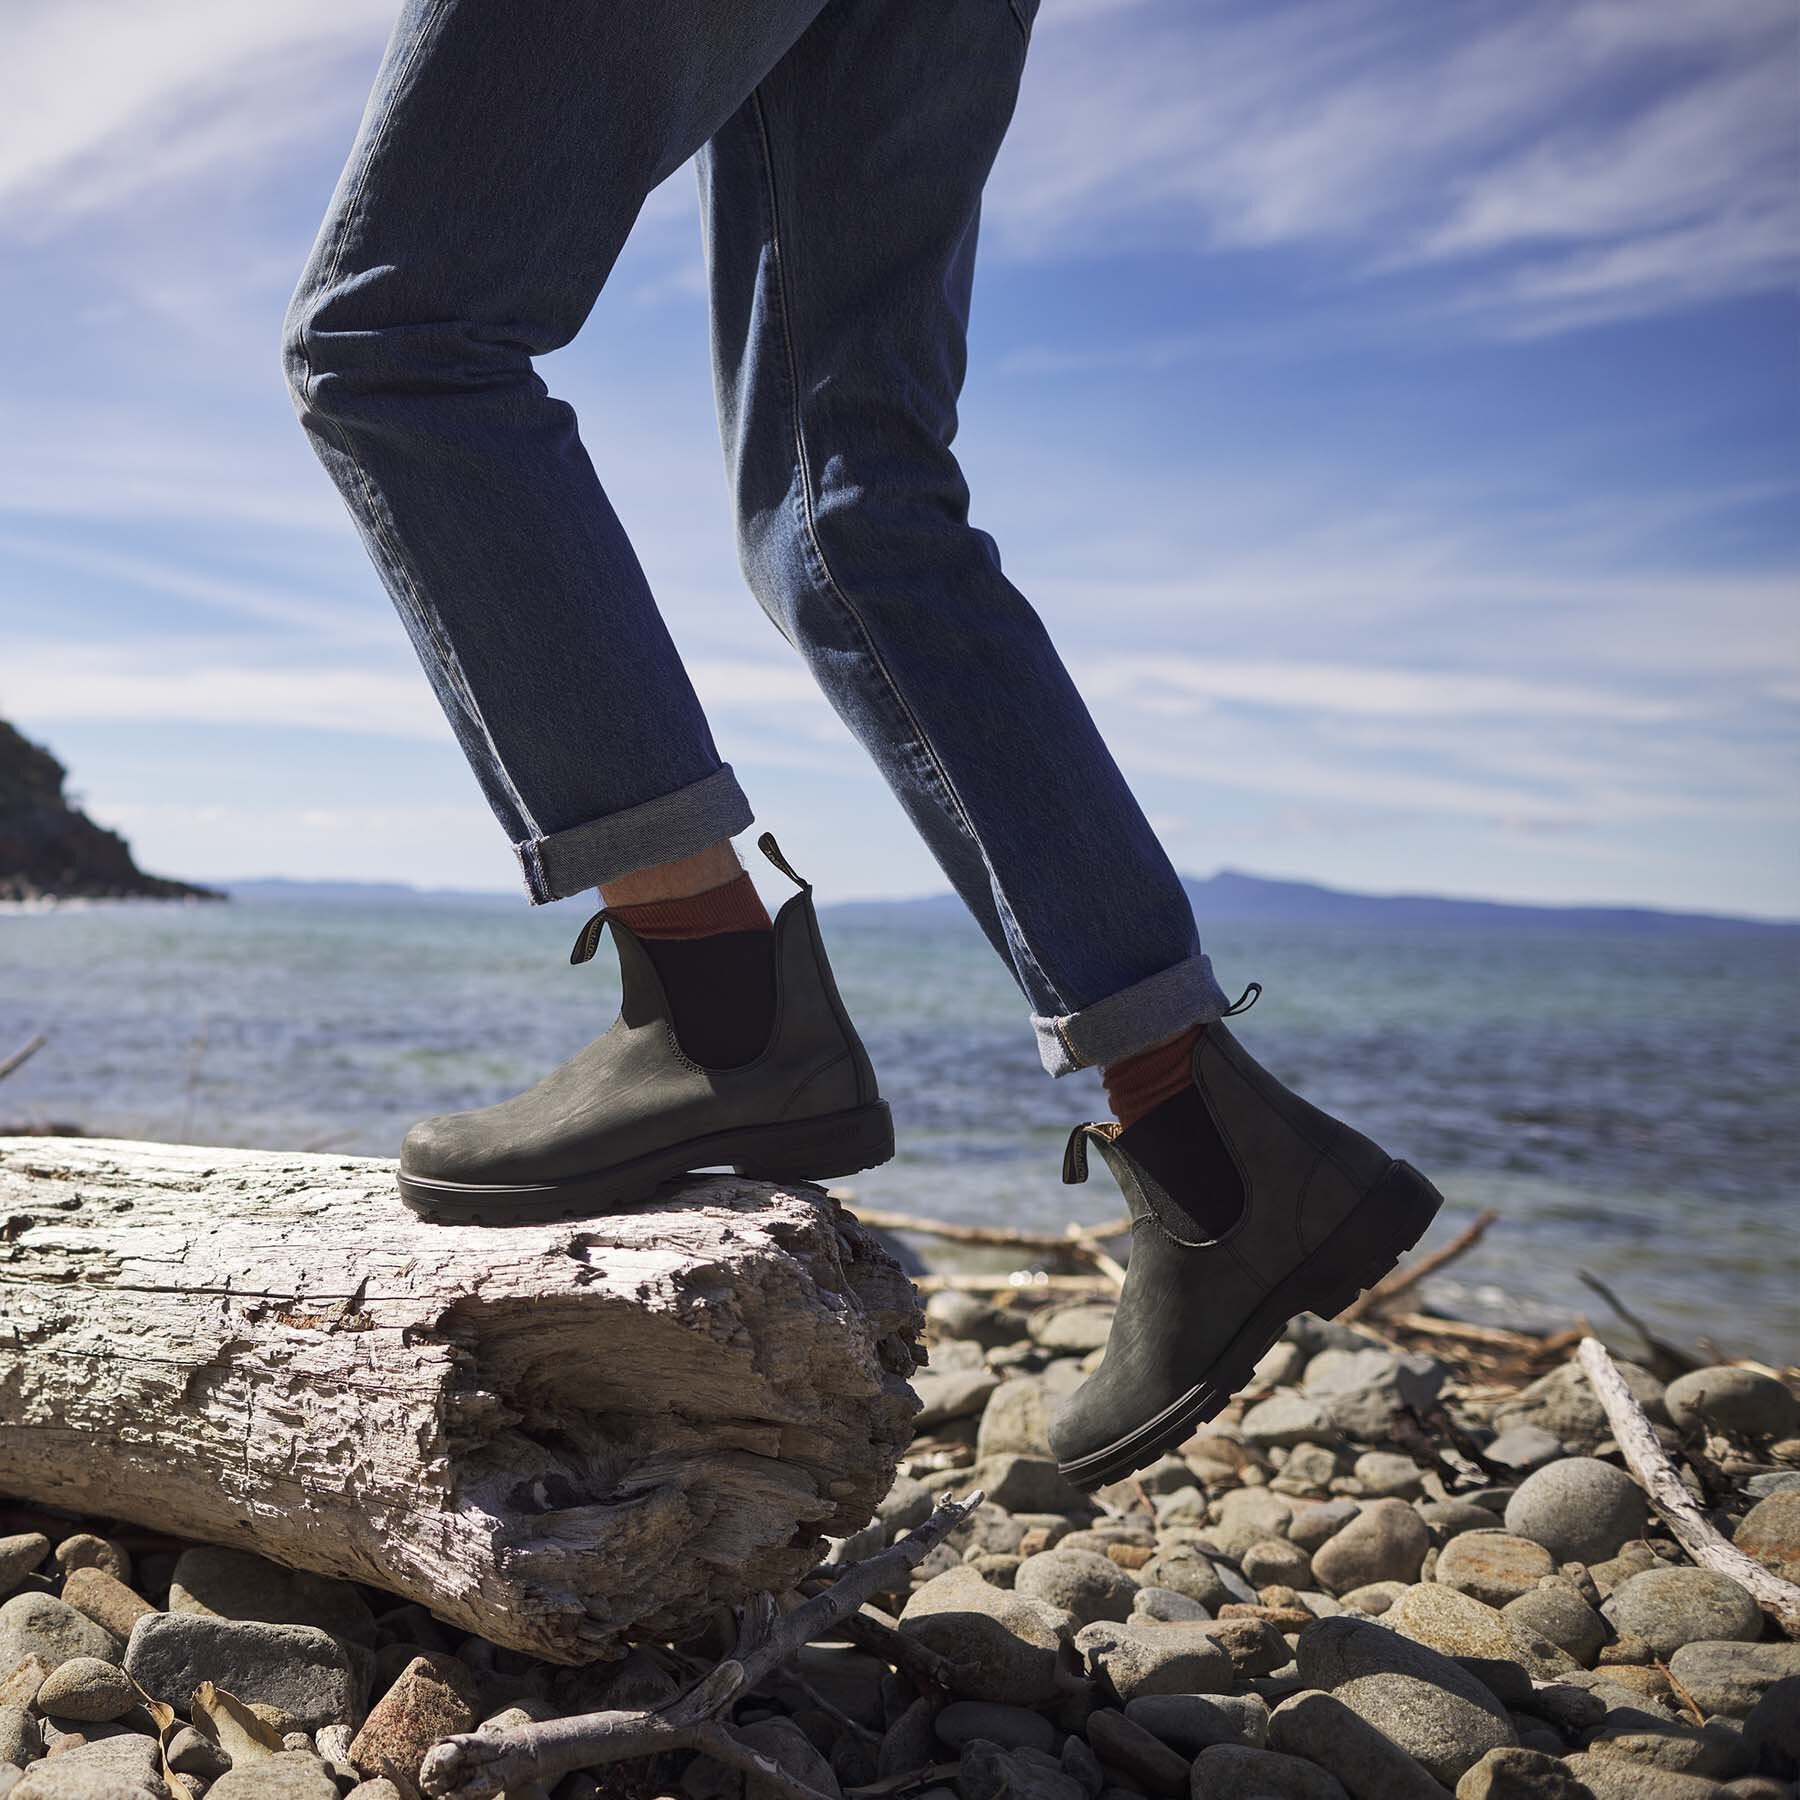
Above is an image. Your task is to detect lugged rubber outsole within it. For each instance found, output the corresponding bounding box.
[1055,1158,1446,1491]
[396,1099,894,1223]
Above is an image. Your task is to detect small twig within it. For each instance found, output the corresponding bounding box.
[818,1599,964,1696]
[1577,1271,1703,1378]
[849,1206,1129,1252]
[1383,1312,1550,1350]
[1066,1223,1128,1290]
[1341,1209,1497,1321]
[1657,1657,1706,1727]
[773,1671,881,1745]
[0,1034,47,1084]
[1577,1337,1799,1639]
[845,1763,962,1798]
[420,1491,986,1800]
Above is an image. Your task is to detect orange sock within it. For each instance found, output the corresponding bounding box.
[608,871,770,939]
[1104,1025,1203,1130]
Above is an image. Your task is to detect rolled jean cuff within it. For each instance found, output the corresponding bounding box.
[1032,950,1233,1077]
[513,764,754,904]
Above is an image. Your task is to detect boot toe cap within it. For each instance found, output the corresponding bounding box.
[400,1111,486,1182]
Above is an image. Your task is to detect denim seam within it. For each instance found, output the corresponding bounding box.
[746,85,1069,1015]
[1005,0,1033,43]
[292,0,544,875]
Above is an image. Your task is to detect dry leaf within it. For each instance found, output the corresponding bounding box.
[126,1673,183,1793]
[191,1682,283,1766]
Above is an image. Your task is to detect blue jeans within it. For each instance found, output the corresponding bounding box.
[284,0,1231,1074]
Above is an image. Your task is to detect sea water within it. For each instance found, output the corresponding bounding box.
[4,898,1796,1358]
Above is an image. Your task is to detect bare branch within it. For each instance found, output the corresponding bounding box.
[1341,1209,1497,1321]
[420,1491,985,1800]
[0,1035,47,1085]
[1576,1336,1799,1639]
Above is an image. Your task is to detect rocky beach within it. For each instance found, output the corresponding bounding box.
[2,1270,1796,1800]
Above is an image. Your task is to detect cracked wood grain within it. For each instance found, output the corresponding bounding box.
[0,1137,924,1664]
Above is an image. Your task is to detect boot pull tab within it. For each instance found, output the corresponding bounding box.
[1062,1121,1119,1185]
[1222,980,1262,1016]
[1062,1123,1092,1185]
[757,832,811,892]
[569,910,611,966]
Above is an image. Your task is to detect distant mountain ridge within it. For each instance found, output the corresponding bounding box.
[226,867,1796,933]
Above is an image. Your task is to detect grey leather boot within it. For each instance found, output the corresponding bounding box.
[1049,1008,1444,1490]
[397,835,892,1220]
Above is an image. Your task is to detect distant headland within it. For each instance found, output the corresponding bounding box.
[0,719,220,903]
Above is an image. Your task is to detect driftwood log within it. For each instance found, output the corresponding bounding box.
[0,1137,923,1663]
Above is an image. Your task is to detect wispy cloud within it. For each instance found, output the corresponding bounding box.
[993,0,1796,334]
[0,1,391,233]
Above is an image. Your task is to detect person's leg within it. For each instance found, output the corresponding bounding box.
[283,0,841,904]
[286,0,893,1216]
[699,0,1443,1486]
[697,0,1232,1081]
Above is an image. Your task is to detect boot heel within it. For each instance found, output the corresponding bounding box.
[732,1101,895,1184]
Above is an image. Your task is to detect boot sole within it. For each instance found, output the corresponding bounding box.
[396,1099,895,1223]
[1056,1158,1445,1492]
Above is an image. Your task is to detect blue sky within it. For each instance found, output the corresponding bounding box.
[2,0,1795,915]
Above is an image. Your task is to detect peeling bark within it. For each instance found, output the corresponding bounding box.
[0,1137,923,1664]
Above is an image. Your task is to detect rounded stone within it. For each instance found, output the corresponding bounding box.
[1454,1745,1598,1799]
[0,1710,42,1770]
[1435,1532,1555,1607]
[0,1540,49,1602]
[1086,1708,1189,1797]
[1295,1614,1517,1785]
[1664,1366,1800,1441]
[0,1597,119,1678]
[124,1615,362,1735]
[1483,1427,1566,1474]
[1601,1567,1764,1658]
[900,1568,1068,1707]
[209,1751,342,1800]
[348,1655,478,1800]
[168,1548,376,1646]
[976,1377,1057,1459]
[1029,1303,1115,1353]
[1310,1499,1430,1595]
[1501,1585,1607,1666]
[1268,1689,1445,1800]
[1124,1693,1268,1754]
[1189,1743,1350,1799]
[933,1702,1056,1754]
[1287,1501,1360,1553]
[1135,1548,1229,1612]
[1241,1540,1312,1589]
[50,1543,128,1589]
[1665,1640,1800,1719]
[1734,1491,1800,1582]
[56,1574,154,1649]
[1352,1452,1425,1499]
[1339,1580,1409,1615]
[1013,1549,1138,1627]
[1132,1586,1210,1623]
[1418,1501,1506,1540]
[1241,1395,1335,1449]
[1743,1675,1800,1777]
[30,1663,133,1726]
[1073,1620,1232,1704]
[10,1766,161,1800]
[1503,1458,1648,1566]
[1492,1359,1667,1455]
[1387,1584,1518,1662]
